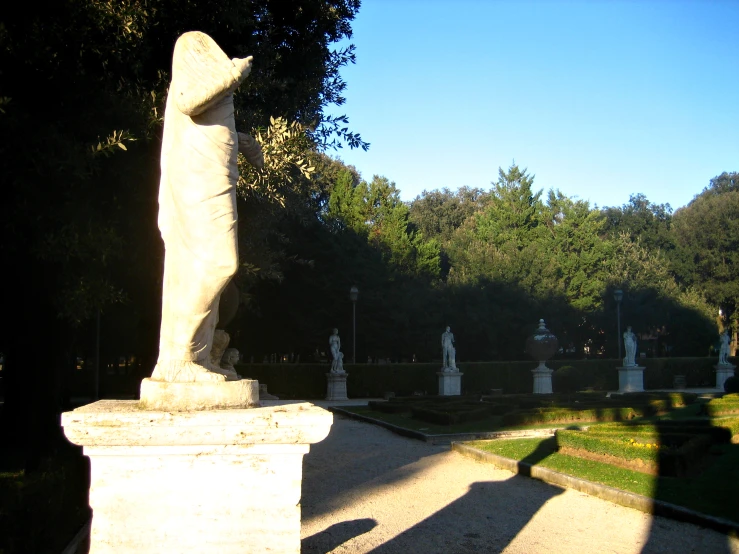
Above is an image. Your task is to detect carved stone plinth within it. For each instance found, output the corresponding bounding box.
[325,372,348,401]
[617,366,645,393]
[61,400,332,554]
[437,371,463,396]
[715,364,736,390]
[532,364,553,394]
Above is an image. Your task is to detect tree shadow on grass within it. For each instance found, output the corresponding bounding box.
[639,395,739,553]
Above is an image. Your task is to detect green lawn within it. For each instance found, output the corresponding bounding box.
[466,437,739,523]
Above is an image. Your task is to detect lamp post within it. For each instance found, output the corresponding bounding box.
[614,289,623,362]
[350,285,358,364]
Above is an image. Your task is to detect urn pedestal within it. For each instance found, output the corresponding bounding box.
[526,319,559,395]
[532,364,554,394]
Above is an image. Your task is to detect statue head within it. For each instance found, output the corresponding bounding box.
[332,328,338,335]
[445,326,450,332]
[223,348,239,365]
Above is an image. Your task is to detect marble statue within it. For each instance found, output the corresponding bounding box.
[623,326,637,367]
[150,31,263,383]
[441,326,457,371]
[331,352,345,374]
[329,329,344,373]
[719,329,731,365]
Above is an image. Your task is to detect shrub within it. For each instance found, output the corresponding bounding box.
[724,376,739,393]
[712,417,739,439]
[410,404,492,426]
[704,394,739,416]
[502,406,649,426]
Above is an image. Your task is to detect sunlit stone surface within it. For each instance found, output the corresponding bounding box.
[62,400,333,554]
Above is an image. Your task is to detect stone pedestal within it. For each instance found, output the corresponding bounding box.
[61,400,332,554]
[531,364,553,394]
[326,372,348,401]
[715,364,736,390]
[437,371,463,396]
[617,366,645,393]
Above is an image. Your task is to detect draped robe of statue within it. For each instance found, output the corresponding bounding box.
[151,31,262,383]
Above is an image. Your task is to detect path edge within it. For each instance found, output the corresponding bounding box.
[452,441,739,539]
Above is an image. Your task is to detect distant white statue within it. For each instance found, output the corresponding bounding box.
[331,352,345,374]
[623,326,637,367]
[329,329,344,373]
[150,31,263,384]
[718,329,731,365]
[441,326,457,371]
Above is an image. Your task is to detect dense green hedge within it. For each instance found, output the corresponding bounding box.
[714,416,739,438]
[502,406,650,426]
[410,403,493,425]
[704,394,739,416]
[234,358,726,399]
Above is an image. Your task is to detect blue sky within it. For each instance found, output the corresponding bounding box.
[325,0,738,210]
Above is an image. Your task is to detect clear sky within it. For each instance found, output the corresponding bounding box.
[325,0,738,210]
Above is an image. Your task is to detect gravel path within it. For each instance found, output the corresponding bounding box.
[301,413,739,554]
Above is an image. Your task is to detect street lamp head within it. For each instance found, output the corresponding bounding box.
[349,285,359,302]
[613,289,623,303]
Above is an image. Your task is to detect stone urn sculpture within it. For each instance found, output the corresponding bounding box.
[525,319,559,394]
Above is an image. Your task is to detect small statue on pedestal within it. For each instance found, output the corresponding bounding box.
[623,326,637,367]
[441,326,457,372]
[718,329,731,366]
[329,328,345,374]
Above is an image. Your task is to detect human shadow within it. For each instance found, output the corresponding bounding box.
[364,477,564,553]
[301,518,378,553]
[302,413,565,553]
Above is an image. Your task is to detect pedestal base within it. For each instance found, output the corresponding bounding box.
[617,366,645,393]
[139,377,259,411]
[437,371,463,395]
[326,372,348,401]
[532,365,553,394]
[61,400,332,554]
[715,364,736,390]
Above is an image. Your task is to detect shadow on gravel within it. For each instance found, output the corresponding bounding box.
[365,477,564,553]
[302,518,378,553]
[302,414,449,520]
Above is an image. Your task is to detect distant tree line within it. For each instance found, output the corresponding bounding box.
[234,163,737,365]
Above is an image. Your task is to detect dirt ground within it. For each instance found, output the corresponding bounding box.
[300,413,739,554]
